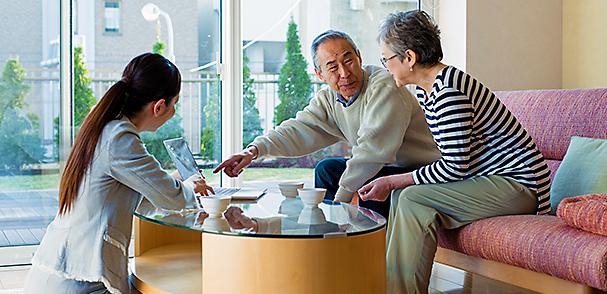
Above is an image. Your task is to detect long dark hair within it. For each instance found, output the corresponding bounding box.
[58,53,181,215]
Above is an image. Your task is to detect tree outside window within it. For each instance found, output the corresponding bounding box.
[0,58,45,173]
[274,19,311,126]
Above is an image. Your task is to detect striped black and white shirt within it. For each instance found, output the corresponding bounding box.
[413,66,551,214]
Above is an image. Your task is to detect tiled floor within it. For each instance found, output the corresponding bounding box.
[0,262,538,293]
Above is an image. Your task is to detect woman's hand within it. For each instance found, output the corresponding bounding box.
[170,170,182,180]
[184,174,215,196]
[358,173,415,202]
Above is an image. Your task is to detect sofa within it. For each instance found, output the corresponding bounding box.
[434,88,607,294]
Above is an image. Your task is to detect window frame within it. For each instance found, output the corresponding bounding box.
[220,0,243,188]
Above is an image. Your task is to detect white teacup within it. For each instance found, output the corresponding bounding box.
[297,188,326,206]
[199,196,231,218]
[278,181,305,198]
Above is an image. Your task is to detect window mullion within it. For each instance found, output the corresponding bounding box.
[220,0,243,188]
[59,0,74,173]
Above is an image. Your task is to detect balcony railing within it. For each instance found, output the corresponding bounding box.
[20,69,327,163]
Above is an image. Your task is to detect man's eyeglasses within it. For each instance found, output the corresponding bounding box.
[380,54,399,68]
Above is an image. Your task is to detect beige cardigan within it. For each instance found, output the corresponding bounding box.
[251,65,440,202]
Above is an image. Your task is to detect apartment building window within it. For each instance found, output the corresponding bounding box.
[104,1,121,33]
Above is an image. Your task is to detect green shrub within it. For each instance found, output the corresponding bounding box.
[0,57,45,172]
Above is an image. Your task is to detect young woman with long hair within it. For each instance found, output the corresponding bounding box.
[24,53,211,294]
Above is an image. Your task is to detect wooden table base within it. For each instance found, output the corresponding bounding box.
[130,242,202,294]
[131,216,386,294]
[202,228,386,294]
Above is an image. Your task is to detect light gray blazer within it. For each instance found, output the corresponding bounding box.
[31,117,197,294]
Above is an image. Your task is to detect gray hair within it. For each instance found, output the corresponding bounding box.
[311,30,359,71]
[377,10,443,67]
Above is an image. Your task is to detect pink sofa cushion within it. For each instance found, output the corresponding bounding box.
[437,215,607,291]
[495,89,607,161]
[557,194,607,236]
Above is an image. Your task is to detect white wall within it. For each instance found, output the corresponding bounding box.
[438,0,562,91]
[563,0,607,89]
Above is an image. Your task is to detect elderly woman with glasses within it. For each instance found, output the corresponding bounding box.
[358,10,551,294]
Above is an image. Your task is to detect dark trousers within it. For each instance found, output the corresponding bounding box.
[314,158,415,220]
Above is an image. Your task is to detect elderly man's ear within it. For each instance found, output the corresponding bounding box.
[315,67,326,83]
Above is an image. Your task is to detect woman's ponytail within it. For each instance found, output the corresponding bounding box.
[58,53,181,215]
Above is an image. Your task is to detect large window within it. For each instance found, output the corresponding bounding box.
[0,0,220,259]
[0,0,60,259]
[239,0,419,186]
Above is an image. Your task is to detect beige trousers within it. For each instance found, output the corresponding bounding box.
[386,175,538,294]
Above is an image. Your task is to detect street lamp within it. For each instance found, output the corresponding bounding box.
[141,3,175,63]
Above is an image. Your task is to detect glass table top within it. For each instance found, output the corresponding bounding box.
[135,189,386,239]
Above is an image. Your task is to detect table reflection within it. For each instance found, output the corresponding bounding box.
[135,191,386,238]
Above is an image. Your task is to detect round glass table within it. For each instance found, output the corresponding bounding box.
[130,188,387,294]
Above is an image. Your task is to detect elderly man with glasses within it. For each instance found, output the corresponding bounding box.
[214,30,438,219]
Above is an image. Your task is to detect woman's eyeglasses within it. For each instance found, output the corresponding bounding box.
[380,54,399,68]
